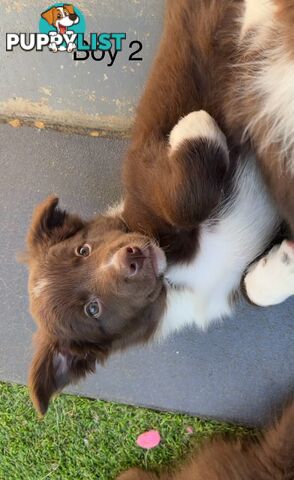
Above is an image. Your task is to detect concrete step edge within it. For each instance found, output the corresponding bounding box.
[0,111,132,139]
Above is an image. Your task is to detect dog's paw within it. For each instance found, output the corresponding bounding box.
[49,43,58,53]
[169,110,228,154]
[67,42,76,53]
[244,240,294,306]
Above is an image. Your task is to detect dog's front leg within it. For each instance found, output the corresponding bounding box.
[48,32,58,52]
[160,111,230,228]
[124,111,230,230]
[48,42,58,53]
[67,43,76,53]
[65,31,76,52]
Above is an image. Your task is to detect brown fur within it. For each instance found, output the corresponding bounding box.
[25,0,293,414]
[276,0,294,57]
[41,4,76,27]
[117,401,294,480]
[122,0,242,253]
[224,0,294,237]
[27,197,166,414]
[26,0,240,415]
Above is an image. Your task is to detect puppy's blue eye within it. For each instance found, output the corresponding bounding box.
[85,300,101,318]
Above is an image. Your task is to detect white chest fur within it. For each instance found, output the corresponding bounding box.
[244,48,294,172]
[241,0,275,39]
[159,154,280,338]
[240,1,294,173]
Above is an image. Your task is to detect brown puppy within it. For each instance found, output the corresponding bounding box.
[117,401,294,480]
[27,197,167,413]
[25,0,283,415]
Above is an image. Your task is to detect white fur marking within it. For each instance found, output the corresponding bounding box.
[53,352,68,377]
[169,111,228,155]
[106,200,125,218]
[57,7,65,15]
[243,47,294,172]
[239,3,294,172]
[32,279,48,298]
[158,154,280,338]
[241,0,275,38]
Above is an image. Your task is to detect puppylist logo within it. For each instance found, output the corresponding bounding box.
[40,3,84,53]
[6,3,143,66]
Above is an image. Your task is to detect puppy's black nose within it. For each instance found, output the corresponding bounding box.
[69,13,77,21]
[124,247,145,277]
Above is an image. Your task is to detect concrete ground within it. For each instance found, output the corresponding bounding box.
[0,123,293,426]
[0,0,163,132]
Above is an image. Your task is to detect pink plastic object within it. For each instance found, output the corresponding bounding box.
[136,430,161,449]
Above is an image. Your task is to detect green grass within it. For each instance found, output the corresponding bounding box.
[0,382,253,480]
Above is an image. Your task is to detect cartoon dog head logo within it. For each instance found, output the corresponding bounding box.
[40,4,85,52]
[41,4,79,34]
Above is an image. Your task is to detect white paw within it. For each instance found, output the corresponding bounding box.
[169,110,228,154]
[49,43,58,53]
[67,43,76,53]
[244,240,294,306]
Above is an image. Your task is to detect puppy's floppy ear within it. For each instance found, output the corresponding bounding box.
[64,4,75,15]
[27,196,85,253]
[41,7,55,25]
[29,330,108,415]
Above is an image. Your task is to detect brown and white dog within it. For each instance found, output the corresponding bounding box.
[41,4,79,52]
[117,400,294,480]
[24,0,293,415]
[234,0,294,306]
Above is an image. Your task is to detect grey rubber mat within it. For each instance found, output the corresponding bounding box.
[0,124,293,426]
